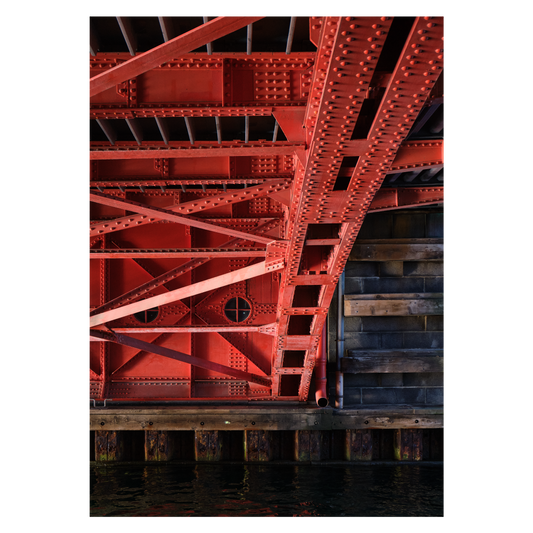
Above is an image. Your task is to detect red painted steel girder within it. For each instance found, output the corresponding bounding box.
[90,17,264,96]
[273,17,395,352]
[90,105,305,120]
[389,140,443,173]
[90,141,304,159]
[272,16,444,399]
[90,218,280,317]
[91,324,277,335]
[90,248,266,259]
[90,178,291,237]
[368,187,443,213]
[90,190,278,244]
[90,259,285,327]
[300,169,443,223]
[90,51,313,111]
[90,177,289,188]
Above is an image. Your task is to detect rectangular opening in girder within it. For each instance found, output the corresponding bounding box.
[287,315,314,335]
[350,99,378,140]
[333,157,360,191]
[305,223,341,239]
[282,350,305,367]
[292,285,321,307]
[280,374,301,396]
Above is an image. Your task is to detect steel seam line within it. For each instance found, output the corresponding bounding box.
[89,142,303,159]
[90,248,267,259]
[90,260,284,327]
[90,17,263,96]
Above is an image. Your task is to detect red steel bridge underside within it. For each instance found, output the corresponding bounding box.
[89,16,443,404]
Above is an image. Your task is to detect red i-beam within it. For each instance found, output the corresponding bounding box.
[271,16,444,399]
[90,17,263,96]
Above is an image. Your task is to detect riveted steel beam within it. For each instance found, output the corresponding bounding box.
[90,52,314,112]
[92,324,277,335]
[90,140,303,159]
[91,17,263,96]
[90,259,284,327]
[90,178,291,237]
[368,186,443,213]
[90,218,279,318]
[269,16,443,400]
[89,190,279,244]
[90,248,267,259]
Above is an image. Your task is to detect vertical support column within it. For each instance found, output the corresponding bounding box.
[244,430,273,462]
[336,271,345,408]
[345,429,373,461]
[194,430,222,461]
[95,430,125,461]
[145,430,175,461]
[295,430,323,461]
[393,429,423,461]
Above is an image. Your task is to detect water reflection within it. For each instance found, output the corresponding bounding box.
[90,463,443,517]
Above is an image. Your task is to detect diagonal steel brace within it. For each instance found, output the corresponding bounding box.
[91,17,263,96]
[90,259,285,327]
[90,329,271,387]
[90,190,277,245]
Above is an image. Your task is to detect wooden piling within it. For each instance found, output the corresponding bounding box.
[145,430,174,461]
[89,427,441,463]
[295,430,323,461]
[345,429,373,461]
[95,430,125,461]
[244,430,272,461]
[393,429,423,461]
[194,430,222,461]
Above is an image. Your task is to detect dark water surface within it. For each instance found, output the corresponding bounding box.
[90,462,443,517]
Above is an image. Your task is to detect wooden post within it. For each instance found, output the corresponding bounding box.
[345,429,373,461]
[244,430,273,461]
[194,430,222,461]
[393,429,423,461]
[295,430,323,461]
[95,430,125,461]
[145,430,174,461]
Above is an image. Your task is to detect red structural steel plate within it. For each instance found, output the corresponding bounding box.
[89,16,443,403]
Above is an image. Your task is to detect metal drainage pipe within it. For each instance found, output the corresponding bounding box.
[335,271,345,409]
[315,323,328,407]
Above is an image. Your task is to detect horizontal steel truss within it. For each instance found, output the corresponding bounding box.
[90,248,267,259]
[90,258,285,327]
[90,141,304,159]
[90,52,314,113]
[91,324,277,335]
[91,17,264,96]
[89,16,444,403]
[91,105,306,120]
[87,185,447,239]
[90,219,279,317]
[90,186,442,241]
[90,178,290,237]
[90,190,278,244]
